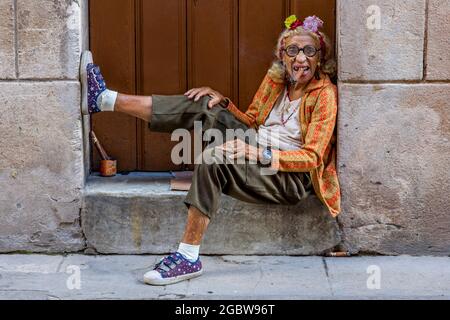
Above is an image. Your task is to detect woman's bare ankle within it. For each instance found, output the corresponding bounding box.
[114,94,152,122]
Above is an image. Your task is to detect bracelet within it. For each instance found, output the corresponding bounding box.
[221,98,230,108]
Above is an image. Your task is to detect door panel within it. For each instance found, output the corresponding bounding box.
[139,0,187,171]
[90,0,137,172]
[238,0,287,111]
[187,0,238,101]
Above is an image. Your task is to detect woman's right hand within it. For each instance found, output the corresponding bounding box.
[184,87,226,109]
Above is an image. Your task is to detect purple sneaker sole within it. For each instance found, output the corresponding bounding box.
[143,268,203,286]
[80,51,93,115]
[80,51,106,115]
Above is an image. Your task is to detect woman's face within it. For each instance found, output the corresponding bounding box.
[282,35,321,86]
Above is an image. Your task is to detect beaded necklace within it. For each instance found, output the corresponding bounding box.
[279,88,301,127]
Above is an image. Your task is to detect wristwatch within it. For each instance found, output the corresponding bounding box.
[261,146,272,165]
[221,98,230,108]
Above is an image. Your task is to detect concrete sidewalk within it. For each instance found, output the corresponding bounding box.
[0,254,449,300]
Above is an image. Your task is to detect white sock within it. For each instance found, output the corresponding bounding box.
[97,89,118,111]
[177,242,200,262]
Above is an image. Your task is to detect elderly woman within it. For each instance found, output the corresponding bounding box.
[80,15,340,285]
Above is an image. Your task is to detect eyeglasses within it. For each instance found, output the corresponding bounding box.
[284,45,320,58]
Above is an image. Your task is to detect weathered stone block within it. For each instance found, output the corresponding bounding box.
[0,82,85,252]
[17,0,81,79]
[427,0,450,80]
[0,0,15,79]
[338,0,426,81]
[82,173,341,255]
[338,83,450,255]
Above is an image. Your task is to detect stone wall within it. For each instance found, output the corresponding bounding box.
[0,0,88,252]
[337,0,450,255]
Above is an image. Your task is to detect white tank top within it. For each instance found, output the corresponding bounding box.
[257,87,303,151]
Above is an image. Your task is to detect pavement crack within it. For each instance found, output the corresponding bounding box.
[219,256,258,265]
[321,257,334,297]
[157,293,186,300]
[56,256,66,273]
[253,265,264,293]
[0,289,48,293]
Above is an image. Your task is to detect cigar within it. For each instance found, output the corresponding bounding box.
[90,131,110,160]
[325,251,351,257]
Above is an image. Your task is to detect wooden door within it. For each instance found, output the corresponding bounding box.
[90,0,336,172]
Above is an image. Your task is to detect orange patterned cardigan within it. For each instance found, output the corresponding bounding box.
[225,72,341,217]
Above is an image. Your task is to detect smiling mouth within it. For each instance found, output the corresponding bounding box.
[293,66,310,74]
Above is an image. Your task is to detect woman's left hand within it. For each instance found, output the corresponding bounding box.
[215,139,261,162]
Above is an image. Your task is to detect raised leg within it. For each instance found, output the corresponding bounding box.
[114,93,153,122]
[80,48,224,131]
[81,51,153,122]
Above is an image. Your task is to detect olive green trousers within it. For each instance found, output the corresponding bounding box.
[149,95,313,219]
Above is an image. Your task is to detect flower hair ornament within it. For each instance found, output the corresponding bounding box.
[282,14,326,60]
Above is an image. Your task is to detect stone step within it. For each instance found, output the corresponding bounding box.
[81,172,341,255]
